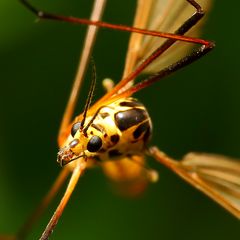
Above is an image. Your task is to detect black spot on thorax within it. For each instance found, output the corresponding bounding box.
[98,148,107,153]
[119,100,143,108]
[91,123,105,133]
[100,112,109,119]
[110,134,120,144]
[104,133,108,138]
[108,149,122,158]
[143,127,151,143]
[114,108,148,131]
[133,121,151,139]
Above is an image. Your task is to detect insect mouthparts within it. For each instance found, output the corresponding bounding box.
[57,147,75,167]
[57,147,86,167]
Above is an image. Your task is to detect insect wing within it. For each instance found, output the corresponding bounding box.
[179,153,240,219]
[123,0,212,75]
[122,0,153,78]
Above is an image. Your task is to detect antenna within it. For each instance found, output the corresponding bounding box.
[80,59,97,129]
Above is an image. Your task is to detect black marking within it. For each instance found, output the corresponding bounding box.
[110,134,120,144]
[94,156,101,161]
[104,133,108,138]
[98,148,107,153]
[91,123,105,133]
[133,121,150,139]
[119,100,143,108]
[69,139,79,148]
[87,136,102,152]
[143,126,151,142]
[100,112,109,119]
[71,121,81,137]
[108,149,122,158]
[114,108,148,131]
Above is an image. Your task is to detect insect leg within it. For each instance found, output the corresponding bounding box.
[20,0,210,46]
[57,0,106,146]
[113,40,214,99]
[93,0,214,105]
[0,168,70,240]
[20,0,213,106]
[17,168,70,240]
[148,146,225,200]
[149,147,240,219]
[40,160,86,240]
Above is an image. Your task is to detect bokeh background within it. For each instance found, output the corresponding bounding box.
[0,0,240,239]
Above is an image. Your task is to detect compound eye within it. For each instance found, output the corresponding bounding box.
[71,122,81,137]
[87,136,102,152]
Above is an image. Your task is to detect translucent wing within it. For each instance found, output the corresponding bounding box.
[181,152,240,218]
[122,0,153,78]
[123,0,212,76]
[87,0,213,111]
[150,147,240,219]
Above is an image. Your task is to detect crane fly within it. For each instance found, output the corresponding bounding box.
[2,0,240,239]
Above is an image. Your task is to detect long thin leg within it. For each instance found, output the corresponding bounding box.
[97,0,212,103]
[149,147,240,219]
[88,38,213,109]
[0,168,70,240]
[57,0,107,146]
[20,0,214,112]
[19,0,209,45]
[111,41,214,101]
[40,160,86,240]
[16,168,70,240]
[148,146,224,198]
[0,2,106,240]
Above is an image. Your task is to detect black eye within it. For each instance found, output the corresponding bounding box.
[87,136,102,152]
[71,122,81,137]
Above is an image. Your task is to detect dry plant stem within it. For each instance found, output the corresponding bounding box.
[58,0,107,145]
[16,168,70,240]
[40,161,86,240]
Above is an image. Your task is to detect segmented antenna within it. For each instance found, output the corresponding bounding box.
[80,59,97,129]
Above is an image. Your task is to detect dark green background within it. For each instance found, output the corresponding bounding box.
[0,0,240,239]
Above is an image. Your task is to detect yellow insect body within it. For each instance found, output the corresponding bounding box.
[57,97,153,195]
[3,1,240,240]
[58,98,151,165]
[58,98,152,183]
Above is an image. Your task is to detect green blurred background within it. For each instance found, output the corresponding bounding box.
[0,0,240,239]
